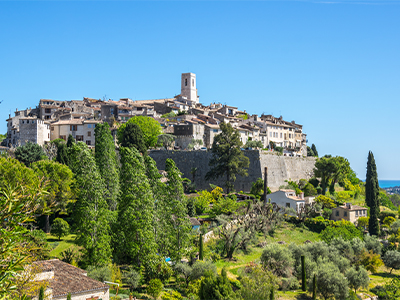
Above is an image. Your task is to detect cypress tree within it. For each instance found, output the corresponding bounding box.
[366,151,380,236]
[38,286,44,300]
[67,134,75,147]
[118,122,147,155]
[55,142,69,165]
[199,233,204,261]
[68,142,112,266]
[95,122,120,211]
[311,144,318,157]
[301,255,306,291]
[116,147,157,267]
[67,293,72,300]
[270,287,274,300]
[312,274,316,300]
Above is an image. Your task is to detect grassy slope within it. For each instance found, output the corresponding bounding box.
[46,234,77,257]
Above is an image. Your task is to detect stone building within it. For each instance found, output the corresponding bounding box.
[32,259,109,300]
[51,119,100,146]
[331,203,368,224]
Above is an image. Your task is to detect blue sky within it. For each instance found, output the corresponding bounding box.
[0,1,399,180]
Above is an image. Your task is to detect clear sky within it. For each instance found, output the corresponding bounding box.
[0,0,399,180]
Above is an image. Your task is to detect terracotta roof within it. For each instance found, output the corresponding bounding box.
[52,120,84,125]
[335,204,367,211]
[190,217,201,226]
[33,259,109,297]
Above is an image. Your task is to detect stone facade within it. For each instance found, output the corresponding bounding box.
[149,150,316,192]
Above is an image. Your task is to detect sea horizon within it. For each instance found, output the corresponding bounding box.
[379,180,400,188]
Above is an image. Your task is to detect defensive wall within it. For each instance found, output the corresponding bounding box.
[149,150,316,192]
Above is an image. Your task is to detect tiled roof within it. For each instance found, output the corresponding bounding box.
[34,259,109,297]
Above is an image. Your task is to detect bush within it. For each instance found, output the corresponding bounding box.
[380,211,397,221]
[147,279,163,300]
[123,268,141,292]
[260,243,294,277]
[161,290,183,300]
[50,218,70,240]
[87,265,112,282]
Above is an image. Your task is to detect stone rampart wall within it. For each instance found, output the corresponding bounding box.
[149,150,316,192]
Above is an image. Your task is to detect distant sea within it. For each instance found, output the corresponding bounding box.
[379,180,400,188]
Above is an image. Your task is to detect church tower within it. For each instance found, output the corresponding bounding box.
[181,73,198,103]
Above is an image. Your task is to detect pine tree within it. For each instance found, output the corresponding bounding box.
[95,122,120,211]
[67,134,75,147]
[116,147,157,267]
[118,122,147,155]
[366,151,380,236]
[199,233,204,261]
[68,142,111,266]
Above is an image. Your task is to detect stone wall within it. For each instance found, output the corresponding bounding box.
[149,150,316,192]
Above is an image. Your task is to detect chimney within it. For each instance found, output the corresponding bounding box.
[300,192,304,200]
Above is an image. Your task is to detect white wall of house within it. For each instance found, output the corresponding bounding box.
[267,190,305,213]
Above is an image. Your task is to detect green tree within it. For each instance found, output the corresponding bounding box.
[158,134,176,150]
[67,293,71,300]
[313,261,348,300]
[383,250,400,274]
[313,155,338,195]
[14,142,46,166]
[31,160,75,233]
[238,263,277,300]
[123,268,141,292]
[307,146,315,157]
[68,142,111,267]
[118,116,162,149]
[163,159,191,262]
[366,151,380,236]
[205,122,250,193]
[250,178,271,199]
[311,144,318,157]
[54,140,69,165]
[345,266,369,293]
[199,268,235,300]
[86,265,112,282]
[261,243,294,277]
[50,218,70,240]
[38,286,44,300]
[199,233,204,261]
[116,147,157,267]
[147,278,163,300]
[245,140,263,149]
[94,122,120,211]
[67,134,75,147]
[118,122,147,154]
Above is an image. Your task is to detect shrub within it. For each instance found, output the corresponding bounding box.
[147,279,163,300]
[161,290,183,300]
[260,243,294,277]
[50,218,70,240]
[87,265,112,282]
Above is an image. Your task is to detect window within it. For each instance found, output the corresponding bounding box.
[213,129,218,133]
[32,120,35,123]
[76,135,84,141]
[192,79,194,86]
[48,133,49,138]
[86,140,91,145]
[286,203,290,208]
[88,124,92,128]
[280,133,282,138]
[60,135,66,140]
[270,132,272,137]
[26,120,29,124]
[185,79,187,86]
[344,211,348,217]
[45,108,51,114]
[70,125,77,131]
[88,131,91,137]
[336,211,339,216]
[51,126,54,131]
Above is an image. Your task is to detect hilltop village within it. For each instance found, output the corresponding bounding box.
[3,72,307,157]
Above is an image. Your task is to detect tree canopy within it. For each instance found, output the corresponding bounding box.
[205,122,249,193]
[117,122,147,155]
[117,116,162,149]
[14,142,46,167]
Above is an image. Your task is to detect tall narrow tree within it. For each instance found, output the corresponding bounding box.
[68,142,111,266]
[163,159,191,262]
[116,147,157,267]
[118,122,147,155]
[95,122,120,211]
[366,151,380,236]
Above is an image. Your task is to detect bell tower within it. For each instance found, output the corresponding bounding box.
[181,73,198,103]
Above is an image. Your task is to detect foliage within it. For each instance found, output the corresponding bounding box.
[161,111,177,118]
[67,134,75,147]
[147,278,163,300]
[50,218,70,240]
[345,266,369,292]
[357,217,369,229]
[158,134,176,150]
[250,178,270,199]
[303,183,317,197]
[216,202,285,259]
[0,181,45,295]
[237,263,277,300]
[359,250,383,273]
[314,155,349,195]
[188,139,203,150]
[313,260,348,300]
[31,160,75,232]
[87,265,112,282]
[311,144,318,157]
[123,268,141,292]
[307,146,315,157]
[94,122,120,211]
[261,243,294,277]
[118,116,162,149]
[383,216,396,227]
[14,142,46,166]
[205,122,250,193]
[67,293,71,300]
[364,234,382,255]
[115,147,157,267]
[275,146,283,154]
[320,223,363,243]
[382,250,400,273]
[370,277,400,300]
[67,142,111,267]
[366,151,380,236]
[162,290,183,300]
[245,140,263,149]
[198,268,235,300]
[118,122,147,154]
[190,261,217,282]
[315,195,336,209]
[208,195,242,218]
[55,141,69,165]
